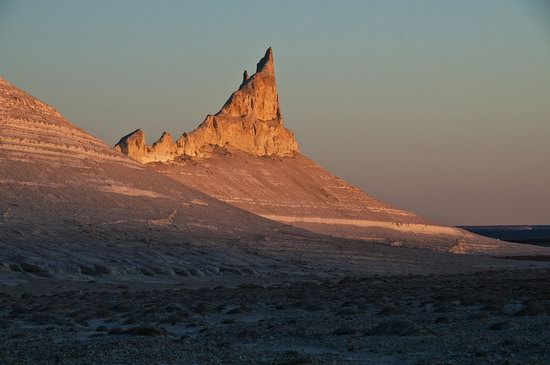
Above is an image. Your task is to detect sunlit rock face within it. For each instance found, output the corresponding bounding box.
[115,48,299,162]
[115,129,180,163]
[218,47,281,121]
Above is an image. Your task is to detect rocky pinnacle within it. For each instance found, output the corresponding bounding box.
[115,48,299,163]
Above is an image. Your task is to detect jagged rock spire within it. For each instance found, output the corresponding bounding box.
[115,48,299,162]
[218,47,281,122]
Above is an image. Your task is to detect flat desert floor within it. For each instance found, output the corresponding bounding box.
[1,267,549,364]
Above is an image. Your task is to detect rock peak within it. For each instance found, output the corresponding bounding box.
[256,47,274,73]
[114,129,146,160]
[218,47,280,121]
[115,48,299,162]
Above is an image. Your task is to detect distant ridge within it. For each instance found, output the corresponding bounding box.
[460,225,550,246]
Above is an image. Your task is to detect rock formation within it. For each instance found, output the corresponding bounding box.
[115,48,299,162]
[112,48,550,256]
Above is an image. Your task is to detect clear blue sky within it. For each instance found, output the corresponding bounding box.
[1,0,549,225]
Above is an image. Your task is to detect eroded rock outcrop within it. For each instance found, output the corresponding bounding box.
[110,50,550,256]
[115,48,299,163]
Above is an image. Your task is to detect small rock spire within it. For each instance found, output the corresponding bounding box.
[243,70,249,83]
[256,47,274,73]
[219,47,279,121]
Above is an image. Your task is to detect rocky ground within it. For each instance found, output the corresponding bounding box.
[1,268,549,364]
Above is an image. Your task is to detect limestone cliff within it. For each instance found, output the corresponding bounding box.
[115,48,299,163]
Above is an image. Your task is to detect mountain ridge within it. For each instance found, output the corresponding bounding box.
[113,49,549,255]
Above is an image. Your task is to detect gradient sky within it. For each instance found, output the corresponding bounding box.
[1,0,549,225]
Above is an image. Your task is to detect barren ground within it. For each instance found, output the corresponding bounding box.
[1,268,549,364]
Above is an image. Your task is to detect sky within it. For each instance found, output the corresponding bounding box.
[1,0,549,226]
